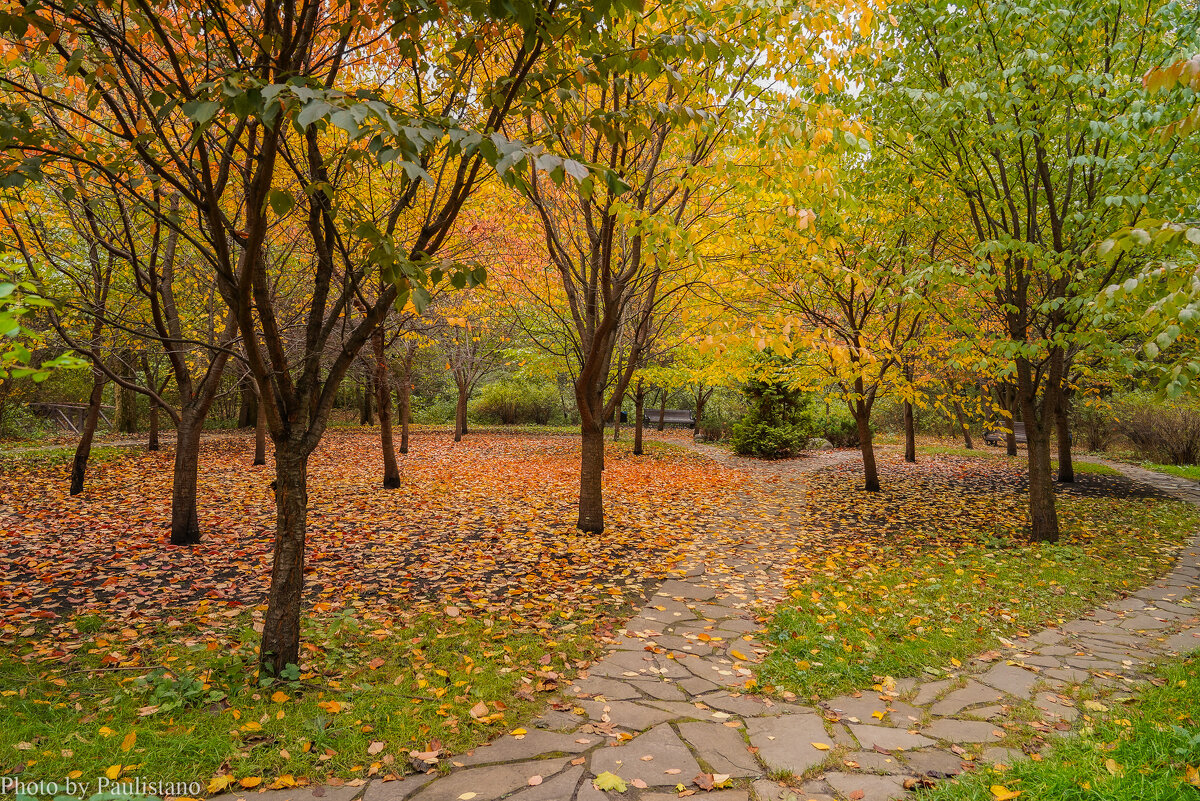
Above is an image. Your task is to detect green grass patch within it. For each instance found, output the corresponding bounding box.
[758,495,1196,699]
[0,610,600,789]
[1141,462,1200,482]
[0,444,133,467]
[918,656,1200,801]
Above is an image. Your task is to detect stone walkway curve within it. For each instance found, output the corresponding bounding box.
[236,452,1200,801]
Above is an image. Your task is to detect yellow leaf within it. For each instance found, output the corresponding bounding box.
[98,726,116,738]
[207,775,236,794]
[811,742,831,751]
[105,765,122,781]
[511,728,527,736]
[120,731,136,752]
[240,776,262,788]
[871,711,885,720]
[990,786,1021,800]
[1105,759,1123,776]
[730,649,748,661]
[271,691,290,703]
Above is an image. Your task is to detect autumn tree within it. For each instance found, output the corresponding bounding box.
[868,0,1196,540]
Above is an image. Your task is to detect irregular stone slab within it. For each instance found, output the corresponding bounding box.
[696,691,771,717]
[1117,614,1171,631]
[1030,629,1065,645]
[627,679,687,701]
[260,786,365,801]
[1044,667,1091,683]
[654,579,718,601]
[977,664,1039,697]
[1164,627,1200,654]
[929,682,1004,715]
[981,746,1025,768]
[643,699,710,720]
[678,676,721,695]
[529,709,582,731]
[1021,654,1063,668]
[587,650,663,678]
[643,793,748,801]
[504,766,583,801]
[745,714,835,775]
[911,679,952,706]
[961,705,1005,720]
[577,700,677,731]
[902,749,966,778]
[457,730,594,766]
[921,718,1005,744]
[823,772,908,801]
[824,695,922,727]
[677,721,760,777]
[752,779,808,801]
[1032,692,1077,722]
[848,724,935,752]
[409,757,570,801]
[841,750,906,774]
[570,676,640,700]
[589,723,702,787]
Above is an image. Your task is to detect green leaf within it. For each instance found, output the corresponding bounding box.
[268,189,295,217]
[592,772,627,793]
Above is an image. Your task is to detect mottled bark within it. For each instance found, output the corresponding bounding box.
[169,412,204,545]
[1056,390,1074,483]
[70,374,106,496]
[578,422,605,533]
[1017,356,1061,543]
[253,396,267,466]
[260,442,308,676]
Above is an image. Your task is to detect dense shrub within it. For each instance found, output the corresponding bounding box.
[1071,399,1114,453]
[731,366,817,458]
[696,389,745,442]
[1114,395,1200,465]
[471,378,558,425]
[814,407,860,447]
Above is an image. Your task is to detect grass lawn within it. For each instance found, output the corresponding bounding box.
[757,453,1197,699]
[1140,462,1200,482]
[918,655,1200,801]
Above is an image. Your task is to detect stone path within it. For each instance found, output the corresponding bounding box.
[236,453,1200,801]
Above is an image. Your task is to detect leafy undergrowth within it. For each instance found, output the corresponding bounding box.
[757,452,1196,699]
[918,656,1200,801]
[0,431,738,786]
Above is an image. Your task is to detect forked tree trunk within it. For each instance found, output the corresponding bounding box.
[578,420,605,533]
[374,332,400,488]
[903,398,916,463]
[1056,390,1074,483]
[70,373,106,496]
[169,411,205,545]
[254,396,267,466]
[1017,358,1060,543]
[656,389,667,431]
[952,400,974,449]
[633,382,645,456]
[260,440,309,677]
[854,408,880,492]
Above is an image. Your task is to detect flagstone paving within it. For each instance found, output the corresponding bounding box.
[236,454,1200,801]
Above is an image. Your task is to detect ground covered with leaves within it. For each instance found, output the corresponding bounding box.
[757,450,1198,698]
[0,431,737,787]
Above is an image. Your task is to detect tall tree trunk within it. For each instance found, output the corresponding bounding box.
[952,399,974,449]
[612,390,624,442]
[147,403,160,451]
[999,384,1018,456]
[70,373,106,496]
[656,389,667,432]
[399,375,411,454]
[578,420,605,532]
[374,331,400,488]
[169,410,205,545]
[114,352,138,433]
[360,371,374,425]
[1016,357,1060,543]
[903,398,916,463]
[1056,389,1074,483]
[238,386,257,428]
[454,381,468,442]
[854,406,880,492]
[259,440,308,677]
[253,395,267,466]
[633,381,645,456]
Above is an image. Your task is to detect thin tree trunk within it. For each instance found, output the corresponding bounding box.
[1017,357,1060,543]
[399,375,411,454]
[952,400,974,449]
[656,389,667,431]
[374,331,400,488]
[148,403,160,451]
[855,408,880,492]
[1056,389,1074,483]
[70,373,106,496]
[254,395,267,466]
[454,381,467,442]
[169,411,204,545]
[578,420,605,532]
[903,398,916,463]
[1001,384,1018,456]
[612,390,624,442]
[360,371,374,425]
[259,441,308,677]
[238,386,257,428]
[633,382,645,456]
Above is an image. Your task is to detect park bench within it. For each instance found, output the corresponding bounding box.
[644,408,696,428]
[984,421,1025,446]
